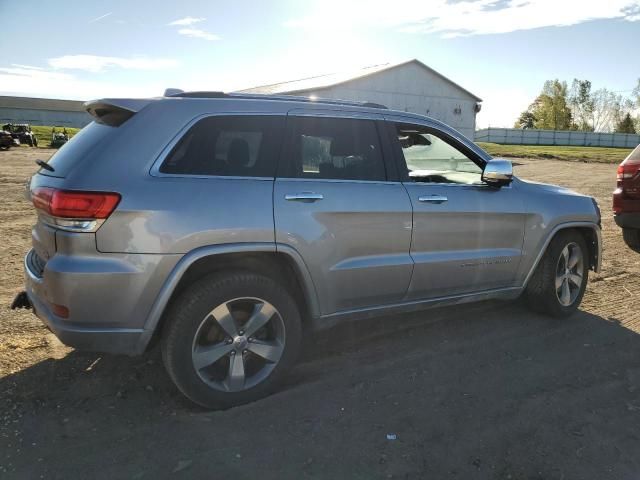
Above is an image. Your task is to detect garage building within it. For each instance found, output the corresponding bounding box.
[238,59,482,138]
[0,96,91,128]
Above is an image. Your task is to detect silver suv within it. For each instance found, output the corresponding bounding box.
[13,92,602,408]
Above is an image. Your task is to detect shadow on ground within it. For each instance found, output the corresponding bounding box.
[3,300,640,479]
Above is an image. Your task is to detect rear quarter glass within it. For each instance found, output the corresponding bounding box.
[39,122,114,178]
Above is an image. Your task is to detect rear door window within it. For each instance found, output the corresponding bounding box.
[281,116,386,181]
[159,115,285,177]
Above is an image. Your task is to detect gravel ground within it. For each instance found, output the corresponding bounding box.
[2,148,640,479]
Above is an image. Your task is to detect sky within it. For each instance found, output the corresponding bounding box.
[0,0,639,128]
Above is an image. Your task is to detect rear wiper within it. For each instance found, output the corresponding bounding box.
[35,159,54,172]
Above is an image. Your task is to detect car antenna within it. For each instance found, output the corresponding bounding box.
[35,159,54,172]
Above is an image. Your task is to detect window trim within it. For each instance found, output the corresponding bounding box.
[277,114,390,183]
[385,121,495,188]
[150,112,286,180]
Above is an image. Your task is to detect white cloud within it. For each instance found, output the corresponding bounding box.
[0,65,165,99]
[177,28,219,41]
[0,65,72,82]
[88,12,112,23]
[48,55,179,73]
[286,0,640,37]
[168,16,205,26]
[11,64,44,71]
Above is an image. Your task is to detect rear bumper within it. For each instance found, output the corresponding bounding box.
[24,250,145,355]
[23,248,179,356]
[614,212,640,229]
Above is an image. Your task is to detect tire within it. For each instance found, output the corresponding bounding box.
[32,137,38,147]
[623,228,640,253]
[525,230,589,318]
[161,272,302,409]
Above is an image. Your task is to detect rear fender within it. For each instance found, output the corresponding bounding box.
[135,243,320,352]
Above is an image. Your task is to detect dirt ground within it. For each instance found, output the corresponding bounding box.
[2,148,640,479]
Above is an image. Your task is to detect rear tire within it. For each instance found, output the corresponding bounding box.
[525,230,589,318]
[623,228,640,253]
[161,272,302,409]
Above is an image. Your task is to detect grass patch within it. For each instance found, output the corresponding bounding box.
[476,142,633,164]
[30,125,81,148]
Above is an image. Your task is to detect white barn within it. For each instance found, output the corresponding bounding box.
[0,96,91,128]
[238,59,482,138]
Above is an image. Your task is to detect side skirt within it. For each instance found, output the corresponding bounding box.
[311,286,523,331]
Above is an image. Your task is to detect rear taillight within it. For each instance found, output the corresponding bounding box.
[617,154,640,186]
[32,187,120,232]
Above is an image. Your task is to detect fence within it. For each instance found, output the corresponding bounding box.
[475,128,640,148]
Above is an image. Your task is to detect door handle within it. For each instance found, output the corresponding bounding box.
[418,195,448,204]
[285,192,324,202]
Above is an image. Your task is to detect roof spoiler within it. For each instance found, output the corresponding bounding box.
[84,98,155,126]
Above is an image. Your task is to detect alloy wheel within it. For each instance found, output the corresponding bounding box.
[555,242,584,307]
[191,297,285,392]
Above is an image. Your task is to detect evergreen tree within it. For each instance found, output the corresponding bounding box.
[615,113,637,134]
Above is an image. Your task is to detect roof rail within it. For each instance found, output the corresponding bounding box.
[167,91,388,109]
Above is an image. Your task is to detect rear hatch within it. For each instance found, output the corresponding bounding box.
[28,98,152,265]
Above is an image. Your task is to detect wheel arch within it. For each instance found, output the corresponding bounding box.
[136,243,320,352]
[522,221,601,289]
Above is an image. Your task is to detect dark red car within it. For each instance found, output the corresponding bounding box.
[614,144,640,252]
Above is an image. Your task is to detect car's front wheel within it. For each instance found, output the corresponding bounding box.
[161,272,302,409]
[525,230,589,317]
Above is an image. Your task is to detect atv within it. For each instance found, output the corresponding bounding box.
[0,130,14,150]
[2,123,38,147]
[50,127,69,148]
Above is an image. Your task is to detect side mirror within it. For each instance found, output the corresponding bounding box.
[482,159,513,187]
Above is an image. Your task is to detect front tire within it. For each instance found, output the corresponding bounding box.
[161,272,302,409]
[525,230,588,318]
[623,228,640,253]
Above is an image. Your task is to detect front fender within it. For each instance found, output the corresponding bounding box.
[519,221,601,288]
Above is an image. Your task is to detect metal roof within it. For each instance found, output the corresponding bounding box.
[0,96,86,112]
[237,59,482,102]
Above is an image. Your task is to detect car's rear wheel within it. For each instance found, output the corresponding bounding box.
[525,230,588,317]
[161,272,302,409]
[622,228,640,253]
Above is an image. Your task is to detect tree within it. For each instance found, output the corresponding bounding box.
[514,110,536,129]
[569,79,594,131]
[590,88,628,132]
[529,80,573,130]
[633,78,640,106]
[615,113,637,134]
[516,78,640,132]
[633,79,640,133]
